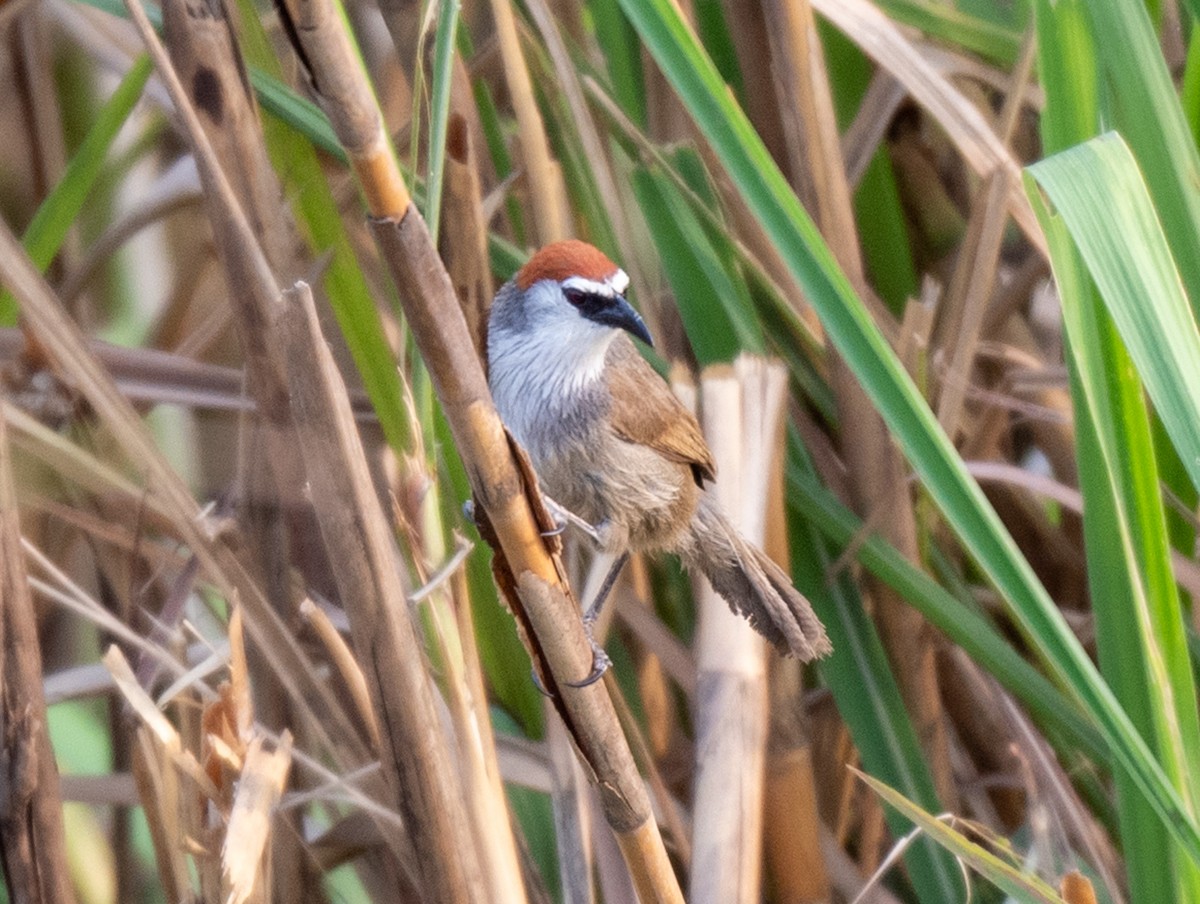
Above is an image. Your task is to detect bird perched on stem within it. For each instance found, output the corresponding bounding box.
[487,240,831,684]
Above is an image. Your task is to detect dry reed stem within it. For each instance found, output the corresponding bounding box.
[763,0,860,281]
[546,711,594,901]
[934,168,1012,439]
[764,494,827,893]
[764,748,831,902]
[994,30,1038,151]
[441,111,494,363]
[278,0,409,217]
[275,281,488,903]
[842,70,907,189]
[443,567,530,904]
[720,0,792,190]
[299,598,381,749]
[0,410,77,904]
[487,0,570,243]
[163,0,299,281]
[130,723,191,902]
[421,528,530,904]
[103,646,220,800]
[689,357,783,904]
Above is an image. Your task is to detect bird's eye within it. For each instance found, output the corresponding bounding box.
[564,287,587,308]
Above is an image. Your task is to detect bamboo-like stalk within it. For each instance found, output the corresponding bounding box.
[933,168,1012,439]
[0,410,78,904]
[443,567,531,904]
[273,2,683,899]
[274,281,488,904]
[688,357,784,904]
[486,0,570,243]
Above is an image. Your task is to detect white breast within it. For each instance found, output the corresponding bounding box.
[489,314,615,459]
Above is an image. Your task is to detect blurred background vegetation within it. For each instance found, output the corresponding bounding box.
[4,0,1200,901]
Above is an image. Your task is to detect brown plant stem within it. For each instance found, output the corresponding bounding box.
[275,281,488,904]
[486,0,570,243]
[0,411,77,904]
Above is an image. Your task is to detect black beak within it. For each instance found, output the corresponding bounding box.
[594,296,654,347]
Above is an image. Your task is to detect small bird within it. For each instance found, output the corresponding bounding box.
[487,240,831,682]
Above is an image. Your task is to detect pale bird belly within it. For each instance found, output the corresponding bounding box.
[534,434,699,555]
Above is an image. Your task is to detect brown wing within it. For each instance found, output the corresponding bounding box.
[605,337,716,486]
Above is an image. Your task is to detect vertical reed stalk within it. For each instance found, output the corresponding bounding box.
[689,356,786,903]
[0,410,77,904]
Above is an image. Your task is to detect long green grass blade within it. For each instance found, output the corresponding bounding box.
[0,55,152,325]
[588,0,646,127]
[631,167,762,363]
[1028,136,1200,497]
[859,771,1067,903]
[1084,1,1200,319]
[1028,135,1200,900]
[617,0,1200,862]
[249,68,345,163]
[425,0,460,243]
[1033,6,1197,899]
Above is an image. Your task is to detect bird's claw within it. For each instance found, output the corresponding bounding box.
[541,496,607,546]
[530,666,554,698]
[529,631,611,694]
[565,633,611,688]
[540,517,567,538]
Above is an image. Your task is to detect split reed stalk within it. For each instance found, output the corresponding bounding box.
[689,358,780,904]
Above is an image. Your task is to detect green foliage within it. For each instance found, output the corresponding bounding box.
[0,55,152,325]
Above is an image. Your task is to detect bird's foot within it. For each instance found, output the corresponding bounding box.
[565,624,611,688]
[541,496,610,547]
[528,629,611,695]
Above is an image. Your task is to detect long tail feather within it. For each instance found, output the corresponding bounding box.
[679,496,831,661]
